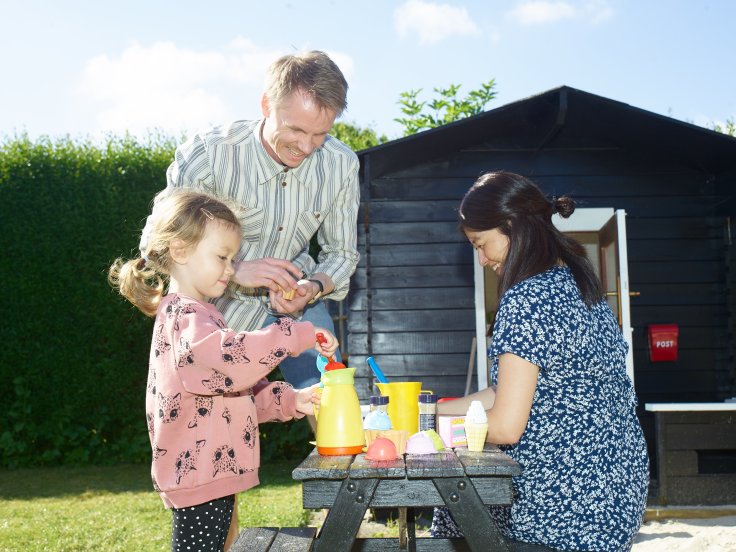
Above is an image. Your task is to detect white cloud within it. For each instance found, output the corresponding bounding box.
[507,0,613,26]
[74,40,354,136]
[394,0,479,45]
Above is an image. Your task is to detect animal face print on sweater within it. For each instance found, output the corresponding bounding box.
[152,474,162,493]
[153,444,168,460]
[259,347,288,366]
[222,333,250,364]
[153,324,171,358]
[242,416,257,448]
[188,396,213,428]
[202,370,235,394]
[176,338,194,368]
[165,295,196,331]
[146,366,156,395]
[212,445,246,477]
[158,392,182,423]
[209,314,227,329]
[270,382,288,406]
[275,317,293,336]
[174,440,205,485]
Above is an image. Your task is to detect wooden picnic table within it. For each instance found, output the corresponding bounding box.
[291,444,525,551]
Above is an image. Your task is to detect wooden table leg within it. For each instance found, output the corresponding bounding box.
[399,507,407,549]
[313,477,378,552]
[406,507,417,552]
[433,477,510,552]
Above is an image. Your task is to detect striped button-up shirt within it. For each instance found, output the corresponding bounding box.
[165,119,360,332]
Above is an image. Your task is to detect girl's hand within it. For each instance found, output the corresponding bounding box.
[314,328,338,357]
[295,384,322,416]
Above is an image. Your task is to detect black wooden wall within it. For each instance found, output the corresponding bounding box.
[348,141,735,465]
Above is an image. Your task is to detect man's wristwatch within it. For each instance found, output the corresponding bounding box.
[307,278,324,303]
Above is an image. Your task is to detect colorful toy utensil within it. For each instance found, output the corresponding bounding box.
[315,354,328,386]
[316,332,346,370]
[366,356,389,384]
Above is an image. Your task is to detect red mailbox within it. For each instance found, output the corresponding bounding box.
[648,324,679,362]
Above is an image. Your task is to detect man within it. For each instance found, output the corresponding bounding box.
[162,50,359,389]
[150,49,359,551]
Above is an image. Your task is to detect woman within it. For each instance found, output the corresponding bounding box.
[432,171,648,551]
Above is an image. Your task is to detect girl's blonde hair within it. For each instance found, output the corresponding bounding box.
[108,188,241,317]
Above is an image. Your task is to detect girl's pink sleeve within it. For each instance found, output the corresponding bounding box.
[175,312,315,395]
[252,379,304,423]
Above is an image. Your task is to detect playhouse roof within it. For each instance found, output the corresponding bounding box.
[359,85,736,178]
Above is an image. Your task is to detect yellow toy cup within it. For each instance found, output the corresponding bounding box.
[376,382,432,435]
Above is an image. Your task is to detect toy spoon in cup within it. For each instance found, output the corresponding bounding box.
[316,332,346,371]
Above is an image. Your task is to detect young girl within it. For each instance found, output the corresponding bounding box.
[109,189,337,552]
[432,172,649,551]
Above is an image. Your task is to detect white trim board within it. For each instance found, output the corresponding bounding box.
[552,207,614,232]
[645,402,736,412]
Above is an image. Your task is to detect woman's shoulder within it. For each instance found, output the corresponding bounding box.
[497,267,580,323]
[503,265,569,300]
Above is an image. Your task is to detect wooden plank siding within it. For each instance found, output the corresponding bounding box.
[349,143,733,466]
[343,87,736,487]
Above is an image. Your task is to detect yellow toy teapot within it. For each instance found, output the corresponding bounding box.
[315,367,365,456]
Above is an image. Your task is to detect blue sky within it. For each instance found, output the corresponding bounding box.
[2,0,734,142]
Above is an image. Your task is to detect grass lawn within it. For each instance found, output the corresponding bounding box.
[0,461,310,551]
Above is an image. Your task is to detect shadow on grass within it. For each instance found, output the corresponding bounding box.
[0,461,296,499]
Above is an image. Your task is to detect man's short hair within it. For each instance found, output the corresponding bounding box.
[264,50,348,116]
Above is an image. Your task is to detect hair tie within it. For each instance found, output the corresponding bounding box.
[549,196,559,215]
[139,214,155,259]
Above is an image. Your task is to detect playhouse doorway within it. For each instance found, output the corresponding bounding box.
[472,208,635,390]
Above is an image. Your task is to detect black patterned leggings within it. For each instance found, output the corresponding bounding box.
[171,495,234,552]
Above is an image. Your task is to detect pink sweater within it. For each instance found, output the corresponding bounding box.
[145,294,315,509]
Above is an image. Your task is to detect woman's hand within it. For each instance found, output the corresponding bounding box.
[440,353,538,445]
[295,384,322,416]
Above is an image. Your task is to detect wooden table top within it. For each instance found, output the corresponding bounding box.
[292,444,521,482]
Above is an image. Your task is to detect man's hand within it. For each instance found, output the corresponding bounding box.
[295,384,322,416]
[232,258,302,293]
[269,280,321,315]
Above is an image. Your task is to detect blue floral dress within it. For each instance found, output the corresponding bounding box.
[432,266,649,551]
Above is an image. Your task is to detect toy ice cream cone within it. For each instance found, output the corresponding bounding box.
[464,422,488,452]
[464,400,488,452]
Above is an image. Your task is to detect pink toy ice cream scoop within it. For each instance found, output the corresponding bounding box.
[405,431,437,455]
[365,437,399,461]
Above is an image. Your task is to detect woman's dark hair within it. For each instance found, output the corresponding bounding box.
[458,171,603,307]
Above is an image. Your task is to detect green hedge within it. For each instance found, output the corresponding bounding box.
[0,134,311,468]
